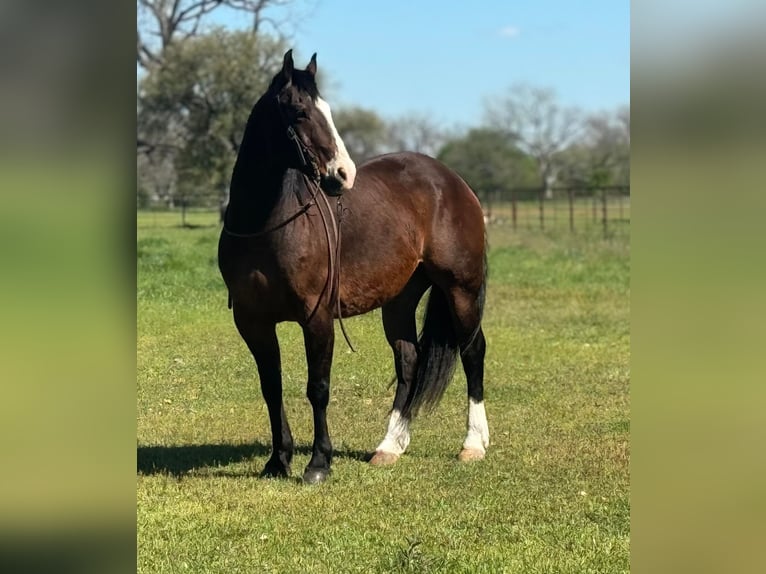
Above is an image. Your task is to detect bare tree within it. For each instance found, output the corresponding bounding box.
[138,147,178,207]
[136,1,306,211]
[616,104,630,145]
[138,30,288,210]
[137,109,185,207]
[557,105,630,187]
[386,113,447,157]
[137,0,308,70]
[485,84,582,196]
[582,106,630,185]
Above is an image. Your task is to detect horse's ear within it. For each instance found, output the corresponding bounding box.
[281,49,294,82]
[306,53,317,77]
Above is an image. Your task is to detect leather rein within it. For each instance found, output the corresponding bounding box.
[222,97,355,351]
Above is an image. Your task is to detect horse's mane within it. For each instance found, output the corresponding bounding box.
[281,168,309,202]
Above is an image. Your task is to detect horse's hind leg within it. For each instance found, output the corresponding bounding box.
[233,311,293,477]
[371,271,429,466]
[458,327,489,461]
[447,286,490,461]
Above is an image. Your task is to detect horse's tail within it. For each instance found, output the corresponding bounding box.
[401,287,460,419]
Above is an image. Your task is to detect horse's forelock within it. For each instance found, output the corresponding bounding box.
[290,69,320,101]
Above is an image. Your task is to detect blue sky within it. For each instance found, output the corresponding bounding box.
[218,0,630,129]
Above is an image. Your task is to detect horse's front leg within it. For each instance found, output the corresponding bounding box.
[233,311,293,477]
[302,314,335,484]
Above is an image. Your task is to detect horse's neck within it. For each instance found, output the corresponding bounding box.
[227,109,291,230]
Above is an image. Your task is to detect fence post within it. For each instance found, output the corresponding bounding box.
[619,187,624,220]
[568,188,575,233]
[539,188,545,231]
[601,188,608,239]
[511,189,517,231]
[592,191,597,223]
[527,190,532,230]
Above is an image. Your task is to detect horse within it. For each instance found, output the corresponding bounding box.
[218,50,489,484]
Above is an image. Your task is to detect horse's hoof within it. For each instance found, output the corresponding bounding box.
[369,451,400,466]
[260,460,290,478]
[302,468,330,484]
[457,448,486,462]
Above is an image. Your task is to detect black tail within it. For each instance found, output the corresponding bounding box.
[401,287,459,418]
[401,246,489,419]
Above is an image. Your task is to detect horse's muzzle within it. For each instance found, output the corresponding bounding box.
[320,174,346,196]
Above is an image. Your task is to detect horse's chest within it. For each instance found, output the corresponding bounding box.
[229,248,325,309]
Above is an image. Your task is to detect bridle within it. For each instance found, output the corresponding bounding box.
[277,95,345,198]
[222,95,355,350]
[285,124,320,183]
[277,94,322,184]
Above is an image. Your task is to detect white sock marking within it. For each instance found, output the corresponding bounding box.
[315,96,357,188]
[375,409,411,455]
[463,398,490,452]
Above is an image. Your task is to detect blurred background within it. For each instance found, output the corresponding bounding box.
[136,0,630,235]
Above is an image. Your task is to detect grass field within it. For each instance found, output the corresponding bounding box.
[137,210,630,573]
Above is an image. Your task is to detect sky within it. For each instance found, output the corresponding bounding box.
[217,0,630,130]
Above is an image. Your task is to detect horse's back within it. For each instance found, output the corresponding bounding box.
[355,151,483,228]
[350,152,486,291]
[358,152,478,200]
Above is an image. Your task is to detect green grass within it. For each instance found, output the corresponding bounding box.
[138,211,630,573]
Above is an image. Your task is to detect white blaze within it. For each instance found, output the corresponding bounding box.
[462,398,490,452]
[375,409,411,455]
[315,96,357,189]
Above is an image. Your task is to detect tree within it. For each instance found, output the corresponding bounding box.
[137,144,177,207]
[387,113,446,157]
[334,110,448,164]
[137,0,305,70]
[137,0,308,158]
[437,128,538,211]
[615,105,630,183]
[333,107,389,163]
[138,29,288,208]
[558,106,630,187]
[484,84,581,196]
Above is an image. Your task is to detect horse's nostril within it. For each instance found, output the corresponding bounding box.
[337,167,347,181]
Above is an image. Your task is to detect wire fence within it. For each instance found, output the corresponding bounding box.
[480,185,630,237]
[139,185,630,238]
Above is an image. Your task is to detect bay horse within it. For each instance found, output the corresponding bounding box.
[218,50,489,484]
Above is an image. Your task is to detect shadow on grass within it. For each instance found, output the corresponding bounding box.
[137,442,372,477]
[177,223,217,229]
